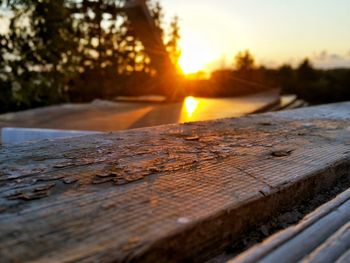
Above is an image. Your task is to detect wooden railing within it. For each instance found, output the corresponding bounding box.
[0,102,349,262]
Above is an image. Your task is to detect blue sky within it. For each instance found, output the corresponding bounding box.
[161,0,350,70]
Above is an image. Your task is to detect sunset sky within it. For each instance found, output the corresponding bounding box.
[1,1,349,73]
[162,0,350,73]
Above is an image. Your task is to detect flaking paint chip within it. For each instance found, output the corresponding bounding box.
[185,136,200,141]
[271,149,294,157]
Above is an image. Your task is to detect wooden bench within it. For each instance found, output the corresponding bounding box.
[0,102,349,262]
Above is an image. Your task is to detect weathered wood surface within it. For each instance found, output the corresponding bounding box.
[336,248,350,263]
[304,223,350,263]
[230,185,350,263]
[0,102,350,262]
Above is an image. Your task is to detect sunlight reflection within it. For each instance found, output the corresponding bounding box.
[179,90,280,124]
[184,96,199,118]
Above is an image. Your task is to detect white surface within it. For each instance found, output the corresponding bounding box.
[0,127,102,145]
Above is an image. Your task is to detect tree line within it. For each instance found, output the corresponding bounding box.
[187,50,350,104]
[0,0,180,113]
[1,1,349,114]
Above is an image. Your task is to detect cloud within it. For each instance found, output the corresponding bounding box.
[312,50,350,69]
[329,54,341,60]
[313,51,342,61]
[314,50,328,61]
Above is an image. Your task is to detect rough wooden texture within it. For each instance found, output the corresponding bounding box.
[0,102,350,262]
[231,186,350,263]
[335,248,350,263]
[304,223,350,263]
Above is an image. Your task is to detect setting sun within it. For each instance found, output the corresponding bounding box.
[178,37,216,74]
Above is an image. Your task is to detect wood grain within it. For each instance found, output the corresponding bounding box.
[0,102,350,262]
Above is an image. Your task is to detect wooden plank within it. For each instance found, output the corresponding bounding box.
[230,189,350,263]
[0,102,350,262]
[335,248,350,263]
[303,223,350,263]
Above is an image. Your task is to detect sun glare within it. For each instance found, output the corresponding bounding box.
[178,37,215,75]
[184,96,199,117]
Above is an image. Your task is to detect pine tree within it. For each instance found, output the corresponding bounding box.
[0,0,182,107]
[1,0,79,108]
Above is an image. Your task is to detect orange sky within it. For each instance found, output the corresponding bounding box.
[161,0,350,73]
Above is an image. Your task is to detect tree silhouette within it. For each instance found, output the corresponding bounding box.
[0,0,79,108]
[166,15,181,72]
[234,50,255,71]
[297,58,317,81]
[0,0,182,109]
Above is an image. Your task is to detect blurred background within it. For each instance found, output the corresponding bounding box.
[0,0,349,136]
